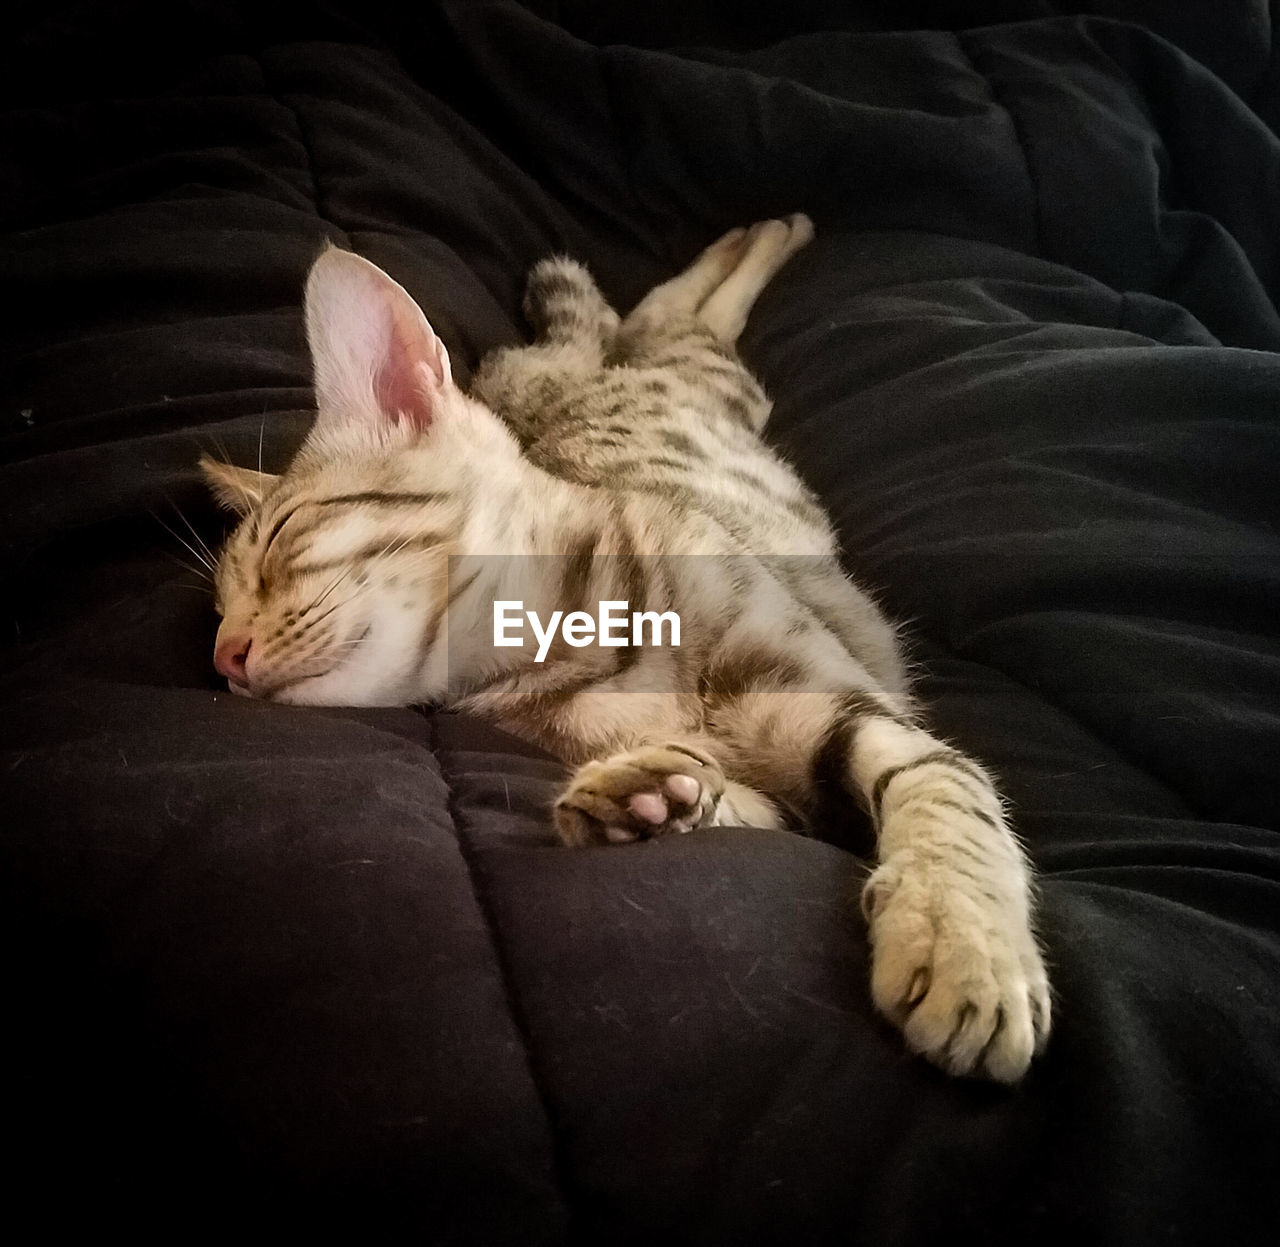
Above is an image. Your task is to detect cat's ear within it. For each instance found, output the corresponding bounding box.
[199,455,277,515]
[303,246,452,439]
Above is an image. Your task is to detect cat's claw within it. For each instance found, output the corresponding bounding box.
[862,851,1052,1083]
[555,745,726,846]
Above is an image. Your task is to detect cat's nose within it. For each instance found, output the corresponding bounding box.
[214,631,253,686]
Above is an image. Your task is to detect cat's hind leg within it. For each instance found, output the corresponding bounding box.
[624,214,813,349]
[622,225,751,333]
[698,214,814,343]
[612,217,811,432]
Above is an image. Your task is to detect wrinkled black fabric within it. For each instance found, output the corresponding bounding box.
[2,2,1277,1242]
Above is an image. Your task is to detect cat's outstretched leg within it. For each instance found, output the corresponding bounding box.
[622,225,751,332]
[848,716,1052,1083]
[614,216,812,432]
[698,214,814,342]
[706,678,1051,1083]
[623,214,813,348]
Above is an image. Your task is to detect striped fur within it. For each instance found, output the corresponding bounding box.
[202,219,1051,1082]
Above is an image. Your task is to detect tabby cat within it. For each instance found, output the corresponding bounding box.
[202,216,1051,1082]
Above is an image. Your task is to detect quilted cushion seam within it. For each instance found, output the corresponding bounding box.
[250,51,354,247]
[426,713,580,1225]
[954,29,1046,262]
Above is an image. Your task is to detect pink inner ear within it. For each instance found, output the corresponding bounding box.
[374,299,445,430]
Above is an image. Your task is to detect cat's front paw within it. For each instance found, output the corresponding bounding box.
[554,744,726,847]
[862,853,1051,1084]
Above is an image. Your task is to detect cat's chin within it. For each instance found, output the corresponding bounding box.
[269,678,366,706]
[221,670,370,706]
[266,670,421,708]
[225,626,425,706]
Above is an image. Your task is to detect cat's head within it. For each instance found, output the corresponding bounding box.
[202,247,520,706]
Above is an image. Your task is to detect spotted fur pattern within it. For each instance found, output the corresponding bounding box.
[202,217,1051,1082]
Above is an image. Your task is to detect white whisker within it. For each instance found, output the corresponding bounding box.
[154,513,217,574]
[161,550,213,583]
[306,565,356,614]
[171,504,218,564]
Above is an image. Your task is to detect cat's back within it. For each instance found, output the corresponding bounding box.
[498,358,837,560]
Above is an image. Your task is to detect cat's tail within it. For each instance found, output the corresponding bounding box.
[524,256,620,360]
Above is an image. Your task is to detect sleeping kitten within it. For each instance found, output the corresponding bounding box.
[201,217,1051,1082]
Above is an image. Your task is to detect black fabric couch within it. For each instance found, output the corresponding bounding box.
[3,1,1278,1241]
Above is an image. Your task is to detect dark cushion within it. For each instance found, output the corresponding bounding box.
[2,2,1277,1240]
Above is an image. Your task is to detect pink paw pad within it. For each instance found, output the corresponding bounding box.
[628,792,669,825]
[663,774,701,805]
